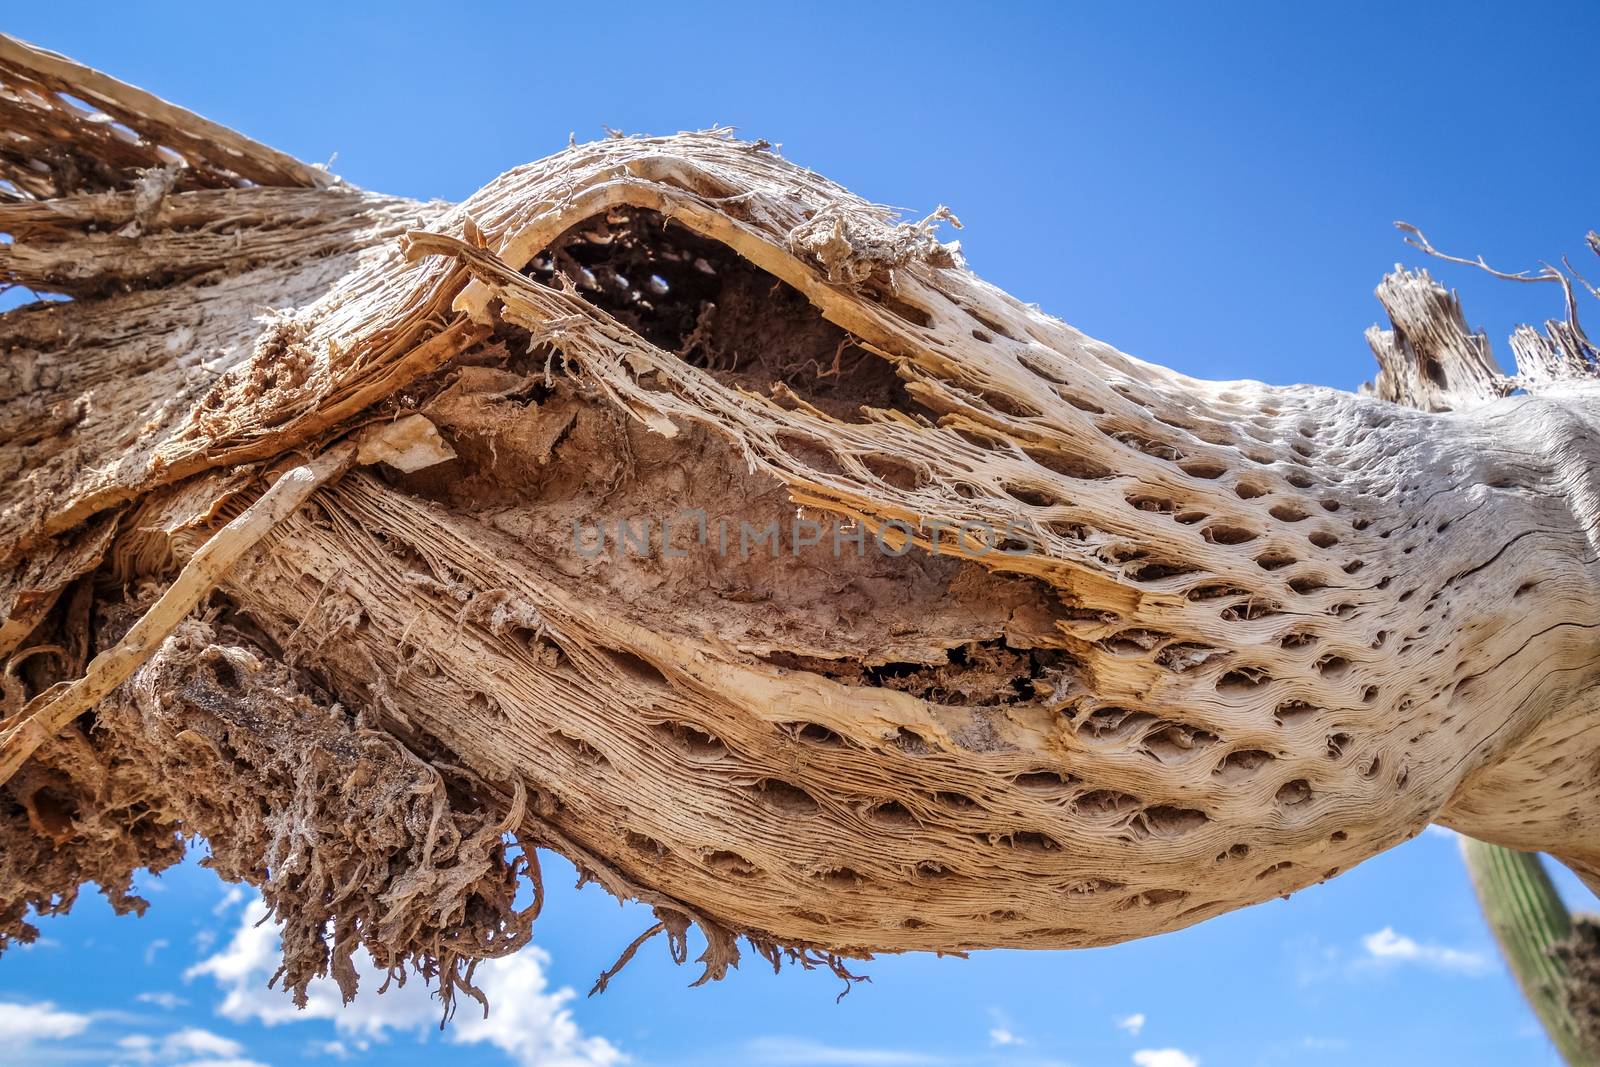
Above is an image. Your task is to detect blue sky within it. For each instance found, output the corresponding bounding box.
[5,3,1600,1066]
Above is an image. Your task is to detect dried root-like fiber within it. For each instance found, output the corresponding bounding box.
[2,609,540,1021]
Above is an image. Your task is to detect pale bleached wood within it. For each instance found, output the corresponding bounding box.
[4,38,1600,975]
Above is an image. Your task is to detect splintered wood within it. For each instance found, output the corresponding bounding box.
[6,33,1600,991]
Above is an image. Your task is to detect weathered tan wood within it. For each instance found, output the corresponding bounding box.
[5,35,1600,992]
[0,442,358,785]
[1363,267,1509,411]
[0,32,331,195]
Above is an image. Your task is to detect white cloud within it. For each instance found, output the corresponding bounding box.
[145,938,171,965]
[452,950,626,1067]
[213,886,246,916]
[1115,1013,1147,1037]
[1424,825,1458,840]
[136,992,189,1010]
[746,1036,945,1065]
[165,1028,246,1058]
[1361,927,1491,975]
[116,1026,247,1063]
[311,1039,364,1059]
[0,1000,91,1044]
[119,1034,158,1058]
[0,1004,242,1067]
[985,1007,1026,1048]
[189,897,624,1066]
[1133,1051,1198,1067]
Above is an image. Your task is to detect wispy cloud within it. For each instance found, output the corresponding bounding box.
[16,936,61,952]
[0,1001,253,1067]
[1360,927,1491,975]
[143,938,170,965]
[1115,1013,1146,1037]
[746,1036,946,1066]
[189,895,625,1066]
[989,1027,1025,1047]
[310,1038,366,1060]
[0,1000,91,1045]
[1132,1050,1199,1067]
[987,1007,1027,1048]
[117,1026,248,1063]
[211,886,245,916]
[135,991,188,1010]
[1284,933,1344,986]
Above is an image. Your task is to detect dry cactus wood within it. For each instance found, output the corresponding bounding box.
[6,34,1600,1000]
[1364,243,1600,1066]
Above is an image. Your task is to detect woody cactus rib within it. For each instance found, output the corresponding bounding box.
[5,33,1600,1003]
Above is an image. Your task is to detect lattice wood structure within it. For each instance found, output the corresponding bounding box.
[5,34,1600,1007]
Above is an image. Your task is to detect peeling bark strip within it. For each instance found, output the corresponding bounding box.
[0,441,357,786]
[6,34,1600,1004]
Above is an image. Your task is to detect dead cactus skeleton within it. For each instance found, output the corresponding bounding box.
[5,33,1600,1007]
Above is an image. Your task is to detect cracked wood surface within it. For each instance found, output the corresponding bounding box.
[5,35,1600,979]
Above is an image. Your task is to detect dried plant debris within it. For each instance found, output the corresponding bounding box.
[1556,917,1600,1056]
[4,611,540,1020]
